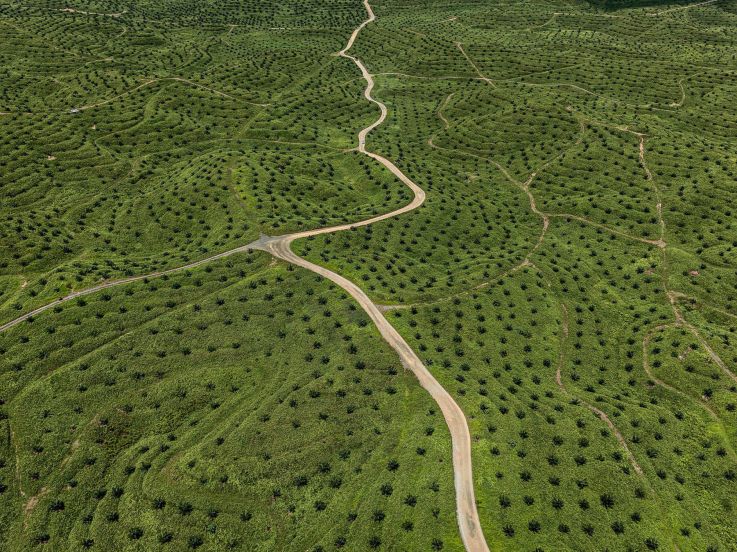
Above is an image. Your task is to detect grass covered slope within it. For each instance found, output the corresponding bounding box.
[0,253,460,550]
[2,0,737,550]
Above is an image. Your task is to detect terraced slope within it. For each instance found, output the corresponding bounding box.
[3,0,737,551]
[295,0,737,550]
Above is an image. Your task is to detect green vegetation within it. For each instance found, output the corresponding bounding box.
[0,254,460,550]
[2,0,737,550]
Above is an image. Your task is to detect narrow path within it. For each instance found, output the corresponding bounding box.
[668,292,732,386]
[427,118,664,248]
[636,109,737,462]
[377,259,533,312]
[455,42,496,88]
[59,7,126,17]
[374,72,477,81]
[437,92,455,129]
[669,290,737,321]
[526,12,558,31]
[644,125,737,385]
[555,303,644,475]
[0,245,252,333]
[647,0,719,16]
[668,72,700,108]
[642,323,737,461]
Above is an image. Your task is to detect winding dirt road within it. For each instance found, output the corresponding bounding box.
[1,1,489,550]
[251,2,489,550]
[251,236,488,552]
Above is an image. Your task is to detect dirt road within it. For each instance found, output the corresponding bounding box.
[0,245,252,333]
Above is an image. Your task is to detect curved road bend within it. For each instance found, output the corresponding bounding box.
[251,235,488,552]
[0,1,491,550]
